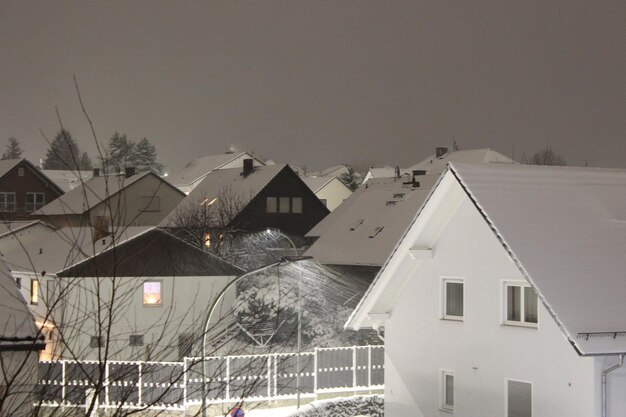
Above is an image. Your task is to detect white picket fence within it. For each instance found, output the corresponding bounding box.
[37,345,384,410]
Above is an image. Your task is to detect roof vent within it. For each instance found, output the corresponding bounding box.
[436,147,448,158]
[386,201,397,206]
[93,168,100,177]
[125,166,136,178]
[369,226,384,238]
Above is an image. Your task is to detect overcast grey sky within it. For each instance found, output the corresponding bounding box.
[2,1,625,171]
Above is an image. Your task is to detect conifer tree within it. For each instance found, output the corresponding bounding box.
[2,137,23,160]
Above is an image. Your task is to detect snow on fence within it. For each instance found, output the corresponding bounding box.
[37,345,384,410]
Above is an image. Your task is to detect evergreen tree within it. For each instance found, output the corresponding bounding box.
[2,137,23,160]
[79,152,93,170]
[339,166,363,191]
[42,129,82,170]
[105,131,135,172]
[131,137,163,173]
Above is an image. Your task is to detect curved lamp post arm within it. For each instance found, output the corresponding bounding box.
[200,256,310,417]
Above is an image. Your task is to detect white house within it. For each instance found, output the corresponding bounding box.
[346,162,626,417]
[0,253,44,416]
[0,225,242,361]
[301,176,352,211]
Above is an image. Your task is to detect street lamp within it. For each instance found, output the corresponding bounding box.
[200,255,312,417]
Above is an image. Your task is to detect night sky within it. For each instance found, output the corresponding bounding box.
[2,1,626,171]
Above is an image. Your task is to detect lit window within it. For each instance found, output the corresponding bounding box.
[143,281,162,305]
[0,193,16,212]
[266,197,277,213]
[30,279,39,304]
[292,197,303,213]
[443,279,464,320]
[279,197,290,213]
[504,282,538,326]
[441,370,454,411]
[140,195,160,212]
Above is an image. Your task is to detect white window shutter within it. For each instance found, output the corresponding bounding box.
[507,380,532,417]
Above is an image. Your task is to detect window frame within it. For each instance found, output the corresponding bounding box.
[143,280,163,306]
[25,192,45,213]
[0,192,16,212]
[440,369,455,412]
[502,281,538,327]
[266,197,278,213]
[129,334,144,346]
[441,277,464,321]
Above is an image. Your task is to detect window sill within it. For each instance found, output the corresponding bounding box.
[439,407,455,413]
[442,316,464,322]
[503,321,537,329]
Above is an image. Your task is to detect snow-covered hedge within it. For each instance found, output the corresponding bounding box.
[287,395,383,417]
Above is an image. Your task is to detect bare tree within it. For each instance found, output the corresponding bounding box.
[525,145,567,166]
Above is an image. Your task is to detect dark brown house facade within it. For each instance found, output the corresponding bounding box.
[0,159,64,221]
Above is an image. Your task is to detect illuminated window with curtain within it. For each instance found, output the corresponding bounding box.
[30,279,39,304]
[143,281,162,306]
[504,281,538,326]
[442,278,464,320]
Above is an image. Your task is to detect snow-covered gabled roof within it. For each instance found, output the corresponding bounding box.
[301,176,351,194]
[0,220,55,239]
[410,148,515,174]
[161,164,290,227]
[0,253,44,350]
[347,162,626,356]
[304,174,439,266]
[0,159,22,178]
[40,169,94,192]
[167,152,265,188]
[34,171,182,216]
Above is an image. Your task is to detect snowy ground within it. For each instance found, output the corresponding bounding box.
[244,395,383,417]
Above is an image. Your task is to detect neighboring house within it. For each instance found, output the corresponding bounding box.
[0,220,56,239]
[305,147,516,268]
[0,159,64,221]
[33,170,185,229]
[39,169,94,192]
[162,161,329,237]
[346,163,626,417]
[0,253,45,417]
[307,164,351,179]
[167,152,266,194]
[301,176,352,211]
[0,225,242,361]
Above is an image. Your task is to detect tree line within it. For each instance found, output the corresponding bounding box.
[2,130,163,174]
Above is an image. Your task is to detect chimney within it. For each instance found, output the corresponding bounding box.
[411,170,426,187]
[436,147,448,158]
[93,168,100,177]
[242,158,254,177]
[125,166,136,178]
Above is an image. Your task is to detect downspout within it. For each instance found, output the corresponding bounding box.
[602,353,624,417]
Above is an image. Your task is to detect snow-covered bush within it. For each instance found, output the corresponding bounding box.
[287,395,384,417]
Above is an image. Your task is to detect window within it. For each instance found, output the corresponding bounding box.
[129,335,144,346]
[279,197,291,213]
[17,167,24,176]
[140,195,160,212]
[266,197,304,214]
[15,277,21,289]
[0,193,16,212]
[90,336,103,348]
[46,279,56,306]
[441,370,454,411]
[178,333,194,360]
[143,281,162,305]
[504,282,538,326]
[25,193,45,213]
[292,197,303,213]
[30,279,39,304]
[507,379,532,417]
[266,197,278,213]
[443,279,464,320]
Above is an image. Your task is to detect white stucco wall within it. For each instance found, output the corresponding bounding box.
[315,178,352,211]
[383,195,596,417]
[52,275,234,361]
[594,356,626,417]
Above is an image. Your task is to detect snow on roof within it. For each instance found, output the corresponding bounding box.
[34,172,175,216]
[301,177,336,193]
[308,164,350,178]
[0,225,153,275]
[410,148,515,174]
[167,152,264,187]
[0,220,54,238]
[0,159,22,178]
[161,164,289,227]
[450,162,626,355]
[348,162,626,355]
[0,252,43,347]
[40,169,94,192]
[304,174,439,266]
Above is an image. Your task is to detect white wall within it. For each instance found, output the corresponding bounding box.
[51,275,234,361]
[315,178,352,211]
[594,356,626,417]
[383,195,596,417]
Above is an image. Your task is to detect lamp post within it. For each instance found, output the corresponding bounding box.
[200,255,312,417]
